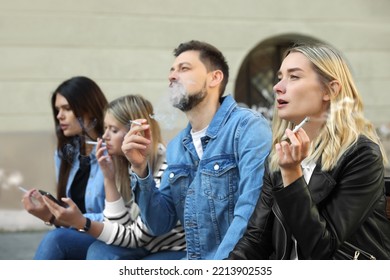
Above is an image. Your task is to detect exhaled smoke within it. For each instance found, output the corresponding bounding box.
[148,84,184,131]
[168,82,188,110]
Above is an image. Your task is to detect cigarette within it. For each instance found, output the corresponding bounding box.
[85,140,106,146]
[19,186,28,193]
[281,117,310,141]
[129,120,142,126]
[292,117,310,133]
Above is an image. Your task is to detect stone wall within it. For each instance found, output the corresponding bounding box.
[1,0,389,230]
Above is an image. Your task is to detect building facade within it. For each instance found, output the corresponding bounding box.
[1,0,389,229]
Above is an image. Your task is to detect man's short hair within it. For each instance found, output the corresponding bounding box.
[174,40,229,97]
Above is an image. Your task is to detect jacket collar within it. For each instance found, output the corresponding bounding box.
[182,94,236,140]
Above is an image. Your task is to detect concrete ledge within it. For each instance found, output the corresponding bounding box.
[0,210,47,232]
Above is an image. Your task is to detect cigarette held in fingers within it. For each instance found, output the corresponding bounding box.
[281,117,310,141]
[129,120,142,126]
[19,186,28,193]
[85,140,106,146]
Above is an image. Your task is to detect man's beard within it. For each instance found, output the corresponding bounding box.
[169,81,207,112]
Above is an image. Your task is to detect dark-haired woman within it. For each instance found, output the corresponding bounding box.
[22,76,108,259]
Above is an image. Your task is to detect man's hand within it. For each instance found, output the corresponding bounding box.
[121,119,152,178]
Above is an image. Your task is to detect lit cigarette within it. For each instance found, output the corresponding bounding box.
[292,117,310,133]
[129,120,142,126]
[19,186,28,193]
[85,140,106,146]
[281,117,310,141]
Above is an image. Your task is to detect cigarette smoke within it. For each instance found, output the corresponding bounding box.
[150,83,185,130]
[169,82,188,108]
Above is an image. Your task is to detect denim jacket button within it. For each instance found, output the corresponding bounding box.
[189,253,198,259]
[169,172,175,178]
[214,164,220,171]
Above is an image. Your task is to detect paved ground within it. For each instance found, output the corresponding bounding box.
[0,230,48,260]
[0,210,49,260]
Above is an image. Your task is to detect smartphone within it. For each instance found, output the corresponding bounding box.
[38,190,63,207]
[19,186,63,207]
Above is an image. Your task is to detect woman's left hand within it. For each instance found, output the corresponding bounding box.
[276,128,310,186]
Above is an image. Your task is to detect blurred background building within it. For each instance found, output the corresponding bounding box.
[1,0,390,233]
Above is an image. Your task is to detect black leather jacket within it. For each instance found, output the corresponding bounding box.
[228,136,390,259]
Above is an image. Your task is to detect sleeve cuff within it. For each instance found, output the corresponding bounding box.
[103,197,126,217]
[130,165,155,191]
[97,221,117,244]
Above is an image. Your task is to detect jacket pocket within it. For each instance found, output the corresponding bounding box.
[333,242,376,260]
[201,155,238,201]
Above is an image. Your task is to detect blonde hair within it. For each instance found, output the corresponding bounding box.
[105,94,163,203]
[269,43,388,172]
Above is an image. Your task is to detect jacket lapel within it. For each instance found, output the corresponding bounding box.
[272,164,336,204]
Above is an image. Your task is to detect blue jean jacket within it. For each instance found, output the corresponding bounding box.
[54,146,105,221]
[132,95,272,259]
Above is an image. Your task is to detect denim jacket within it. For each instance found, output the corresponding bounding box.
[132,95,272,259]
[54,145,105,221]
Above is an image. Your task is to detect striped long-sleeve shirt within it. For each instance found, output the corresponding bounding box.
[98,198,186,253]
[97,152,186,253]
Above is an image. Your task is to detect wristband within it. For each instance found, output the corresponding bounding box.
[78,217,91,232]
[44,215,55,226]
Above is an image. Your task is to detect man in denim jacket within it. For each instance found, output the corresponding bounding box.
[122,40,272,259]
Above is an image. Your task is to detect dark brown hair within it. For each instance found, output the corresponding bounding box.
[174,40,229,97]
[50,76,108,199]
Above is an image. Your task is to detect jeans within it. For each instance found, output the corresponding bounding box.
[86,240,187,260]
[34,228,97,260]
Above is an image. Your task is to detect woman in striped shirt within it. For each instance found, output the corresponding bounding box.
[44,94,186,260]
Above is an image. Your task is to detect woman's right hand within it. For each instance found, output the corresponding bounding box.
[43,196,84,229]
[276,128,310,187]
[21,188,53,223]
[96,138,115,181]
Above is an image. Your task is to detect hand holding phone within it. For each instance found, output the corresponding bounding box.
[19,186,64,207]
[38,190,64,207]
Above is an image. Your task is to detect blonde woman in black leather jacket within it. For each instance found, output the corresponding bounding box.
[228,43,390,260]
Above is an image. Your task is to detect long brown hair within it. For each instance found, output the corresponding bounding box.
[50,76,108,199]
